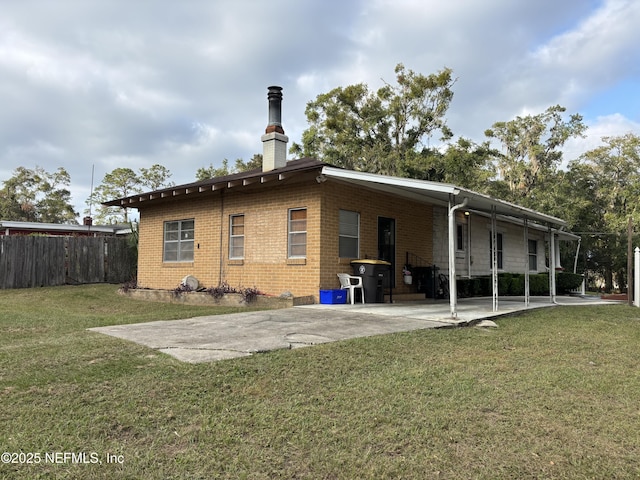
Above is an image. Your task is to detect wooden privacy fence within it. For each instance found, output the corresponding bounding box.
[0,236,136,289]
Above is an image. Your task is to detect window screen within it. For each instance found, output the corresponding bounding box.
[489,232,503,269]
[163,219,194,262]
[339,210,359,258]
[229,214,245,259]
[288,208,307,258]
[528,239,537,271]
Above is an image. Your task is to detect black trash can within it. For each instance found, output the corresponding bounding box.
[351,259,392,303]
[426,265,440,298]
[414,265,439,298]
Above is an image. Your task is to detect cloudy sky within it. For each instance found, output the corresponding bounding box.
[1,0,639,221]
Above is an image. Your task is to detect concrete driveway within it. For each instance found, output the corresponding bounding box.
[89,295,621,363]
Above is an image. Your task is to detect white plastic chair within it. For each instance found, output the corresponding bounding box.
[337,273,365,304]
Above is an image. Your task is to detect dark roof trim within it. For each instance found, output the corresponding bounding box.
[103,157,327,208]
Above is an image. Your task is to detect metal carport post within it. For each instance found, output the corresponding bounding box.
[549,226,557,304]
[524,218,530,307]
[448,195,468,318]
[491,206,498,312]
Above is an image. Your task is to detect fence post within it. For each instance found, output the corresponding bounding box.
[634,247,639,307]
[629,218,634,306]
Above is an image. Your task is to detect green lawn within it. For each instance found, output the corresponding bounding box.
[1,285,640,479]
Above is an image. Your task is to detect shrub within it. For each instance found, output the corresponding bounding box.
[456,278,470,298]
[120,275,138,293]
[475,277,491,296]
[205,283,264,304]
[457,273,551,297]
[172,282,194,297]
[241,287,261,304]
[206,282,236,299]
[556,272,583,293]
[529,273,549,296]
[454,272,583,297]
[509,275,525,295]
[498,273,513,294]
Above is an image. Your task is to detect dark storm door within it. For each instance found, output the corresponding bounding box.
[378,217,396,288]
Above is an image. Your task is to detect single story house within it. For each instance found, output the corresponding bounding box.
[0,219,129,237]
[105,86,578,316]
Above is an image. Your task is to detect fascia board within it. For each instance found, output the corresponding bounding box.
[321,166,459,195]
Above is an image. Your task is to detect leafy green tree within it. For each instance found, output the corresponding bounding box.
[566,133,640,290]
[235,154,263,172]
[485,105,586,205]
[139,164,174,190]
[292,63,455,176]
[90,168,140,224]
[196,159,233,181]
[196,154,263,181]
[90,164,175,223]
[403,138,497,192]
[0,166,77,223]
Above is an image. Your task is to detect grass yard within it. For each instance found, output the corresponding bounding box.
[1,285,640,479]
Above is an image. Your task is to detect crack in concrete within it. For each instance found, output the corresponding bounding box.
[159,346,249,354]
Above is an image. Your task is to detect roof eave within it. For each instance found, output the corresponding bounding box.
[103,158,327,208]
[321,166,460,196]
[321,166,567,228]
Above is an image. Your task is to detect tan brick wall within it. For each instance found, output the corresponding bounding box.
[318,181,433,294]
[137,180,323,297]
[138,196,222,290]
[137,176,433,300]
[220,181,322,297]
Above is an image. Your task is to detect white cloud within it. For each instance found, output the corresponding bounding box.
[0,28,96,92]
[563,113,640,163]
[532,0,640,92]
[1,0,639,221]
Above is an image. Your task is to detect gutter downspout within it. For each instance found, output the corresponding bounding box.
[218,190,225,285]
[573,237,581,274]
[573,236,584,295]
[448,196,468,318]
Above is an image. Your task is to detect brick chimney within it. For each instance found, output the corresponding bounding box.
[261,86,289,171]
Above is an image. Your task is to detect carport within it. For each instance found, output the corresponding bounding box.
[321,166,579,318]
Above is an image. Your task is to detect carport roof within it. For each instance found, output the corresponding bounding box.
[321,166,569,229]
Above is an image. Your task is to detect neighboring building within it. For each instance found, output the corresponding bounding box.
[105,86,577,314]
[0,218,129,237]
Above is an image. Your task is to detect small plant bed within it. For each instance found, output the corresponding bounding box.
[601,293,628,301]
[119,281,312,308]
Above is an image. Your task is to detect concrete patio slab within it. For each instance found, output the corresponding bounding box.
[89,295,623,364]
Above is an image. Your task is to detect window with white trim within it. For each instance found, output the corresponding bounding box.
[528,239,538,271]
[456,223,465,251]
[163,219,194,262]
[339,210,359,258]
[229,214,245,259]
[489,232,503,269]
[288,208,307,258]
